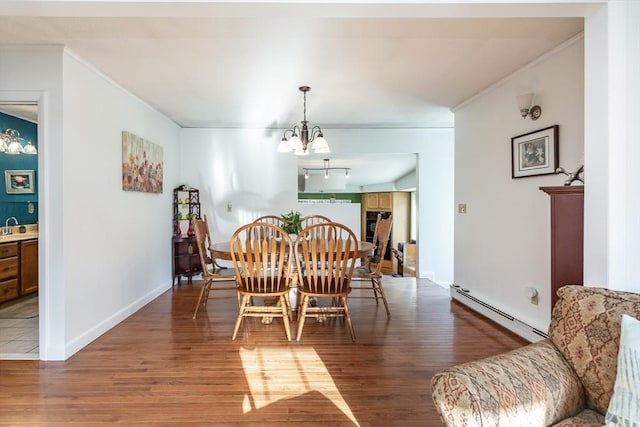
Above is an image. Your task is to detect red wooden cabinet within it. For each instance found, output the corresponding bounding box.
[541,186,584,312]
[172,236,202,285]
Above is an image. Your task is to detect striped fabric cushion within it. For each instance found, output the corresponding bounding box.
[605,315,640,427]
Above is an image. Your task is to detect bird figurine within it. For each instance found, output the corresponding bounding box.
[556,164,584,186]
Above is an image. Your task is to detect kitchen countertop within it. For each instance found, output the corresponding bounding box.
[0,232,39,243]
[0,224,39,243]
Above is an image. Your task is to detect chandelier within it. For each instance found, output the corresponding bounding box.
[303,158,350,179]
[0,129,37,155]
[277,86,330,156]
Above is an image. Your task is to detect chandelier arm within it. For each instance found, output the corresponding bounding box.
[308,125,324,142]
[282,125,302,140]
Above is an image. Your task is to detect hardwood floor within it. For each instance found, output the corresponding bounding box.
[0,277,528,426]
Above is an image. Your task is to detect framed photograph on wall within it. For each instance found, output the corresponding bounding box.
[5,170,36,194]
[511,125,559,178]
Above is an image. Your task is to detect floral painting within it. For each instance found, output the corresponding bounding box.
[122,131,163,193]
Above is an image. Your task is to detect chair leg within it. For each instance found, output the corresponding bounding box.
[370,278,380,304]
[341,296,356,342]
[192,279,211,320]
[374,277,391,319]
[280,295,292,341]
[282,292,293,321]
[232,294,250,340]
[296,295,309,342]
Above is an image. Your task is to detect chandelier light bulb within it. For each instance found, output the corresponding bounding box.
[289,135,303,151]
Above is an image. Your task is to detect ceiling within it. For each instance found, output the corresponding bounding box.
[0,1,584,189]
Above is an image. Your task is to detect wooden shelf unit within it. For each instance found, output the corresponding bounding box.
[172,186,202,285]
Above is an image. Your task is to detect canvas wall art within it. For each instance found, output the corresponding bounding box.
[122,131,163,193]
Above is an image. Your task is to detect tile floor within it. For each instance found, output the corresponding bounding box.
[0,299,39,360]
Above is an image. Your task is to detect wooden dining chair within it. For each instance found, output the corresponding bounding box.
[294,222,359,342]
[350,213,393,319]
[301,214,332,229]
[192,215,237,320]
[253,215,285,227]
[229,222,294,341]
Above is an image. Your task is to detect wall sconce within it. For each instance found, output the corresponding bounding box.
[0,129,38,155]
[516,93,542,120]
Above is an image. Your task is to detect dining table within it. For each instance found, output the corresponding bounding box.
[210,238,375,320]
[210,240,376,261]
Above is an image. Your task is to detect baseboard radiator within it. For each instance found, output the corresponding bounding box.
[450,284,548,342]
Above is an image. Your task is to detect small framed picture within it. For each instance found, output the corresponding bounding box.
[511,125,559,178]
[5,170,36,194]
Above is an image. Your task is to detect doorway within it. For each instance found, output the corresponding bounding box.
[0,103,40,360]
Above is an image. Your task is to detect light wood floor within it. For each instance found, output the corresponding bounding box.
[0,277,527,426]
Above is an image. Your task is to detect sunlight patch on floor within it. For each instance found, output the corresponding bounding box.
[240,346,359,426]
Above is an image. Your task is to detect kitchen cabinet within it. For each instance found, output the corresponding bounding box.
[20,239,38,295]
[0,242,19,304]
[0,238,38,304]
[363,192,392,211]
[361,192,411,274]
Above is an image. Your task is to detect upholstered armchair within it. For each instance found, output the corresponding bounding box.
[431,285,640,427]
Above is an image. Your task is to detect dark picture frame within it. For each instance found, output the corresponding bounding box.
[511,125,559,178]
[5,170,36,194]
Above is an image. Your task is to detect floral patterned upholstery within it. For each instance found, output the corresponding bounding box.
[431,285,640,427]
[548,286,640,415]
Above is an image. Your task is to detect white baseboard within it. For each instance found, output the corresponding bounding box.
[59,281,172,360]
[450,284,547,343]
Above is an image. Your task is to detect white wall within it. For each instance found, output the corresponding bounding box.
[297,203,361,238]
[0,46,181,359]
[453,37,584,332]
[0,46,65,359]
[583,1,640,293]
[59,51,181,358]
[180,127,454,284]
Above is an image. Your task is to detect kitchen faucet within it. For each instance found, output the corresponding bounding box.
[3,217,18,235]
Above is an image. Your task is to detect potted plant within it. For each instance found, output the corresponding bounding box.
[280,210,303,235]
